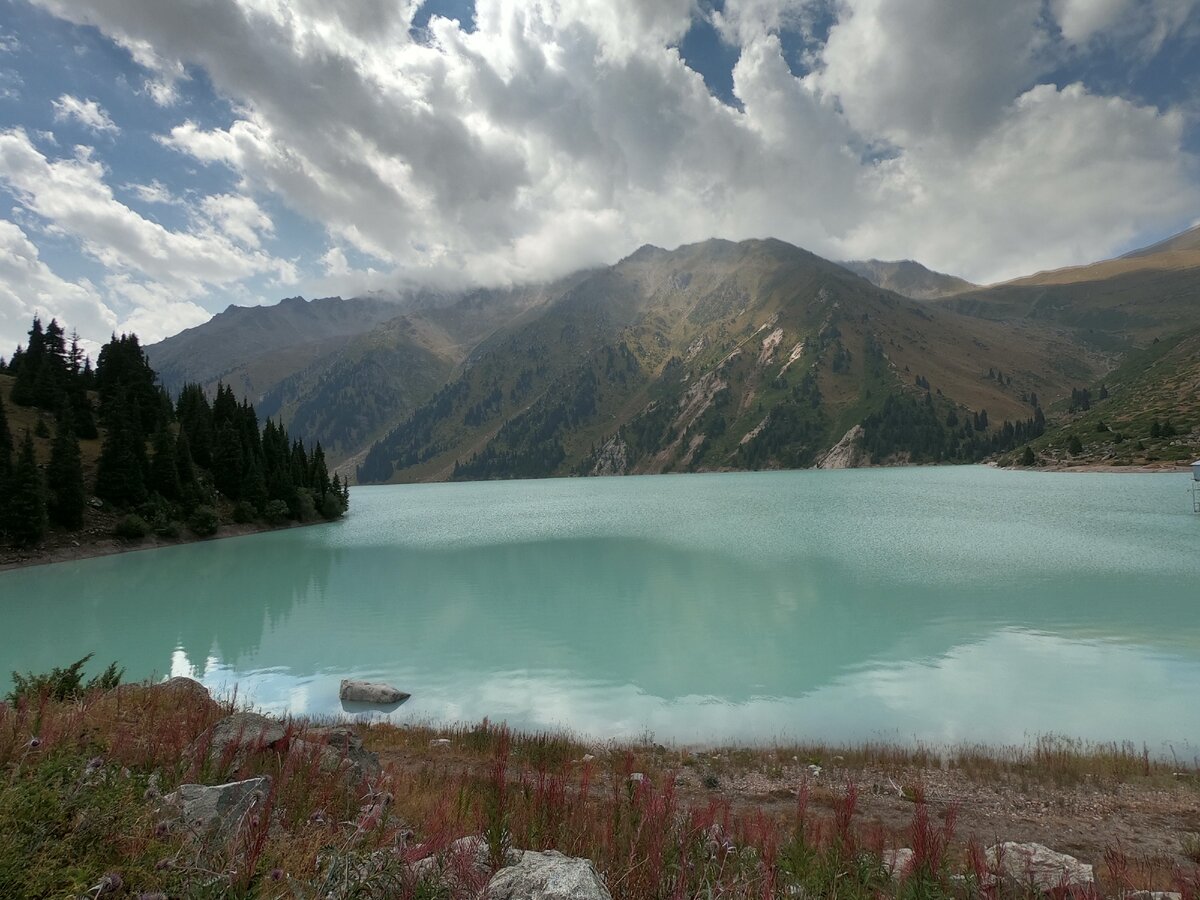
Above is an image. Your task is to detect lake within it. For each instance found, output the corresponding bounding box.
[2,466,1199,753]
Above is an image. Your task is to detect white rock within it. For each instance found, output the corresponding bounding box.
[339,679,410,704]
[985,842,1094,892]
[483,850,612,900]
[883,848,915,879]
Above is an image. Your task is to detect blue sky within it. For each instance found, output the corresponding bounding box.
[1,0,1198,352]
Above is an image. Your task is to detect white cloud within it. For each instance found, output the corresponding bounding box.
[20,0,1200,304]
[0,129,298,343]
[199,193,274,248]
[0,218,116,355]
[125,179,176,205]
[51,94,120,134]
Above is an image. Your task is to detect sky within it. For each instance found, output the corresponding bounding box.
[0,0,1199,354]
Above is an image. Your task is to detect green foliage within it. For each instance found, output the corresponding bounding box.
[94,386,148,507]
[5,431,46,546]
[7,653,122,704]
[188,504,219,537]
[113,514,151,541]
[1020,445,1036,467]
[231,500,258,524]
[46,406,85,529]
[1067,434,1083,455]
[264,499,290,525]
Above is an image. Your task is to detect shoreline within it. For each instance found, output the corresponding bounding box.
[0,516,333,573]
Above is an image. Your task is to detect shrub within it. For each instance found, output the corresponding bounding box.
[231,500,258,524]
[188,504,219,537]
[153,519,181,539]
[319,492,346,520]
[113,514,150,540]
[1066,434,1083,455]
[264,499,290,525]
[292,488,317,522]
[7,653,122,704]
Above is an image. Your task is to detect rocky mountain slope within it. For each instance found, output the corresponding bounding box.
[358,239,1103,483]
[147,228,1200,479]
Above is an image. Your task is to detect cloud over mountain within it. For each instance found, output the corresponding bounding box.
[0,0,1197,351]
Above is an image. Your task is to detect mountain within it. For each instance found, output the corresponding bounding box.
[841,259,975,300]
[146,295,405,398]
[358,238,1104,483]
[997,324,1200,468]
[146,285,568,464]
[935,224,1200,347]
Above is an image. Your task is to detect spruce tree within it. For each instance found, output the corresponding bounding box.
[47,404,85,529]
[95,387,148,506]
[11,318,44,406]
[150,425,182,501]
[0,394,13,482]
[7,431,47,545]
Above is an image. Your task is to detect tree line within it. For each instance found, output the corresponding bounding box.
[0,317,348,548]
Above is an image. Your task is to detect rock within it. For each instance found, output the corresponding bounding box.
[88,496,103,509]
[883,848,915,879]
[985,842,1094,892]
[1125,893,1182,900]
[629,773,646,784]
[483,850,612,900]
[410,836,521,887]
[303,725,381,781]
[430,738,451,749]
[164,776,271,839]
[339,679,410,704]
[191,711,290,772]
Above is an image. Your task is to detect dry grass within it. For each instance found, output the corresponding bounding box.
[1,685,1198,900]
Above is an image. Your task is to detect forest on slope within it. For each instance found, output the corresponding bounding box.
[0,317,348,565]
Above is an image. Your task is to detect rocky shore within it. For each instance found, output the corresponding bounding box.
[1,676,1197,899]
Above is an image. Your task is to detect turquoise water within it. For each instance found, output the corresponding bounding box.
[2,467,1199,752]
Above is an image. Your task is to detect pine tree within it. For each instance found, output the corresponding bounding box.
[47,404,85,529]
[11,318,44,406]
[95,387,148,506]
[150,425,182,501]
[7,431,47,545]
[1020,445,1035,467]
[0,394,13,482]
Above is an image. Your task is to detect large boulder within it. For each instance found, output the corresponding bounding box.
[483,850,612,900]
[340,680,410,705]
[985,843,1094,892]
[194,711,290,770]
[164,776,271,839]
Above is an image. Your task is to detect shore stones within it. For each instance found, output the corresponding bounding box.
[165,776,271,838]
[339,679,410,704]
[883,848,915,879]
[483,850,612,900]
[985,842,1094,892]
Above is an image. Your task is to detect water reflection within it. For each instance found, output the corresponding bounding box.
[2,468,1199,749]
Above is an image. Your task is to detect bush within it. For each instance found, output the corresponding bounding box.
[292,487,317,522]
[319,492,346,520]
[1066,434,1083,455]
[264,499,290,525]
[231,500,258,524]
[188,504,219,537]
[153,519,181,539]
[113,514,150,541]
[7,653,122,704]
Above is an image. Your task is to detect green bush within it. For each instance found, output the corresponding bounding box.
[264,499,290,525]
[113,514,150,540]
[231,500,258,524]
[153,519,181,539]
[293,488,317,522]
[319,492,346,520]
[7,653,122,704]
[188,504,219,537]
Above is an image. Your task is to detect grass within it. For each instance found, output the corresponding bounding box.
[1,680,1198,899]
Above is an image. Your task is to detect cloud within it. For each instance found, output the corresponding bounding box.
[51,94,120,134]
[124,179,176,205]
[0,218,116,355]
[19,0,1200,308]
[0,128,298,343]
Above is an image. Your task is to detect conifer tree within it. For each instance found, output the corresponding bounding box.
[0,394,13,482]
[47,404,85,529]
[10,318,44,406]
[7,431,47,545]
[150,425,182,501]
[95,387,148,506]
[175,428,196,488]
